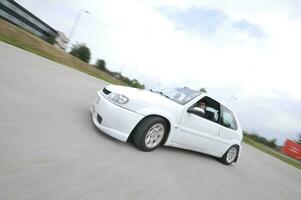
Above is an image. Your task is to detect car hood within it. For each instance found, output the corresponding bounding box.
[105,84,180,112]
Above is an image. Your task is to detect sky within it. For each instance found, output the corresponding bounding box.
[17,0,301,144]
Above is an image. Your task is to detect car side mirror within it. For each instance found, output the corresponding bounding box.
[187,107,205,116]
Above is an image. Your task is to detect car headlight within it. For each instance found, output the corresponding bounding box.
[107,92,129,104]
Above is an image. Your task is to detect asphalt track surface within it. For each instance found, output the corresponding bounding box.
[0,42,300,200]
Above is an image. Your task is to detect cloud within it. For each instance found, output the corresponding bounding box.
[230,93,301,144]
[233,19,265,38]
[159,7,227,35]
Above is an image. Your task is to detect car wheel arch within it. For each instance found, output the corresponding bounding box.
[127,114,171,145]
[233,144,240,162]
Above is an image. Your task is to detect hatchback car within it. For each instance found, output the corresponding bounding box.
[90,85,243,165]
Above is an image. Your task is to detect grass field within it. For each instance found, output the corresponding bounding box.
[243,137,301,170]
[0,19,126,86]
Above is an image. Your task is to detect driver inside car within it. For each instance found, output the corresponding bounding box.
[199,101,206,110]
[197,101,208,118]
[197,101,216,122]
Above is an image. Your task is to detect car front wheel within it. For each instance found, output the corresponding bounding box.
[133,117,167,151]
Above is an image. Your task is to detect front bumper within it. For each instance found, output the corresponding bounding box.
[90,91,144,142]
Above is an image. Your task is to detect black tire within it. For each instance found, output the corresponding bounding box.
[219,145,239,165]
[133,117,167,151]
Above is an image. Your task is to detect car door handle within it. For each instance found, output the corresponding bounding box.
[218,127,223,136]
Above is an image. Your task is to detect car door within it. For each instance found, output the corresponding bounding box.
[172,96,222,155]
[218,105,239,149]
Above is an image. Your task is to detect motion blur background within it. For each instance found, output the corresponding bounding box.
[2,0,301,145]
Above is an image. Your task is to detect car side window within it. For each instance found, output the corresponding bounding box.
[194,96,220,123]
[221,106,237,130]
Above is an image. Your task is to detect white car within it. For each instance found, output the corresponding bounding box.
[90,85,243,165]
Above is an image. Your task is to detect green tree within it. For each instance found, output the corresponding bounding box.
[269,138,277,148]
[69,43,91,63]
[243,132,278,149]
[130,79,144,89]
[95,59,107,71]
[47,34,56,45]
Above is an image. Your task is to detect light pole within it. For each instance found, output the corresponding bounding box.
[67,10,89,50]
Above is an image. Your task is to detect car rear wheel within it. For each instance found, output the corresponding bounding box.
[220,145,238,165]
[133,117,167,151]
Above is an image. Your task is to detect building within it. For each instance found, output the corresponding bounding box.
[54,31,69,50]
[0,0,68,49]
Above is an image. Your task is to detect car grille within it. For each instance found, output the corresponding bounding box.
[103,87,111,95]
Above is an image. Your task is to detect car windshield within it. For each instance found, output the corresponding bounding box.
[155,87,200,105]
